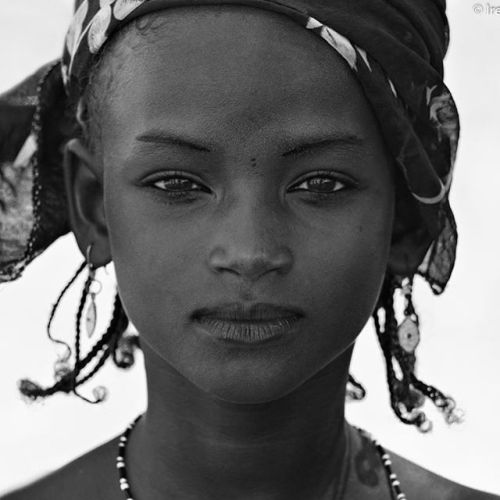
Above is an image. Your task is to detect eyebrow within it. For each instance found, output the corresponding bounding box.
[135,131,212,152]
[281,133,365,158]
[134,130,364,156]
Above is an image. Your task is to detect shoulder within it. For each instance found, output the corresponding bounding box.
[389,445,499,500]
[0,435,121,500]
[347,424,499,500]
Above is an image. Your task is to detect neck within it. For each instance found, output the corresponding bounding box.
[127,342,353,500]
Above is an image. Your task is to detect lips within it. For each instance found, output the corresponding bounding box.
[191,302,304,344]
[192,302,304,322]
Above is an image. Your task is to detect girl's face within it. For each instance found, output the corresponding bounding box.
[88,7,395,403]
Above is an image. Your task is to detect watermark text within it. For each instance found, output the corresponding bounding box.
[473,2,500,14]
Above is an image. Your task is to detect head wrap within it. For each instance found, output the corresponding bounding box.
[0,0,459,294]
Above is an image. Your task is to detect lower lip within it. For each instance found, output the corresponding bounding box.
[194,316,302,345]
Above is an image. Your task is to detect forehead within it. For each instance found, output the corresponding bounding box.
[96,6,383,155]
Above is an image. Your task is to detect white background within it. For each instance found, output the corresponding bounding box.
[0,0,499,496]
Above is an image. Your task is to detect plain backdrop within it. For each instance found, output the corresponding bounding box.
[0,0,499,496]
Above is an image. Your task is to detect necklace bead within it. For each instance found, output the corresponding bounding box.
[116,415,142,500]
[116,414,406,500]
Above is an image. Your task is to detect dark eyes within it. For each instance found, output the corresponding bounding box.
[153,177,207,193]
[149,171,351,203]
[289,174,348,194]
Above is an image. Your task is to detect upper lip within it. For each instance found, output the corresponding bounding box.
[191,302,304,322]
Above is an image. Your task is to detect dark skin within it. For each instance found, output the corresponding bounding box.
[3,6,499,500]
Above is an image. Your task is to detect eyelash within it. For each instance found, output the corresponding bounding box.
[289,171,352,196]
[148,170,353,203]
[149,172,209,203]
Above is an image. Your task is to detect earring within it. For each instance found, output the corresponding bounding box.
[70,244,107,403]
[85,243,102,338]
[397,277,420,354]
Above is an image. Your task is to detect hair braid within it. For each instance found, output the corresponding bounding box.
[372,274,462,431]
[74,294,129,387]
[46,261,86,360]
[372,287,419,427]
[346,373,366,401]
[18,292,131,402]
[70,272,93,401]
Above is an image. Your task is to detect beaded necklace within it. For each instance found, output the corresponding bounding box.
[116,414,407,500]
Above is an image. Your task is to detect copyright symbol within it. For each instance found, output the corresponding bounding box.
[473,3,484,13]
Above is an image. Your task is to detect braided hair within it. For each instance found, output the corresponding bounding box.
[371,274,462,431]
[19,263,137,404]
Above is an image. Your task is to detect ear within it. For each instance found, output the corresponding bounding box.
[387,185,432,277]
[387,223,431,277]
[63,138,111,267]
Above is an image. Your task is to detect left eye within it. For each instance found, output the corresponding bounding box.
[291,175,348,194]
[152,177,205,192]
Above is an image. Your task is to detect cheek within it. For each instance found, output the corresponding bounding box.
[103,183,206,348]
[293,199,393,357]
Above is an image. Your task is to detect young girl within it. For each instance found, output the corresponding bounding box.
[1,0,498,498]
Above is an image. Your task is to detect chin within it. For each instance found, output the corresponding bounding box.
[190,358,315,405]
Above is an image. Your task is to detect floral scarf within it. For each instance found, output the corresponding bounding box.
[0,0,459,294]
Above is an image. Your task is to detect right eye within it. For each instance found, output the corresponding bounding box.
[145,172,210,204]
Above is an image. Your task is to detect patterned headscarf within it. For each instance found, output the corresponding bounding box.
[0,0,459,294]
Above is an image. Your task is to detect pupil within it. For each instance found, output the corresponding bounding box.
[167,178,191,190]
[310,178,334,192]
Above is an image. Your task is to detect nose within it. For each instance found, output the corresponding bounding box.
[208,246,293,282]
[207,202,293,283]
